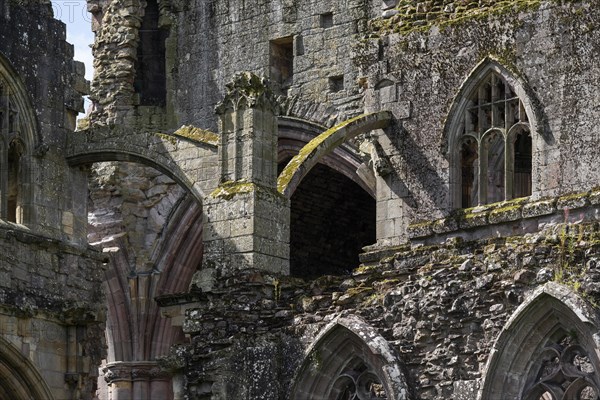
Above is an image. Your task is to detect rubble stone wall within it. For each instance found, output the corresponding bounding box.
[171,198,600,399]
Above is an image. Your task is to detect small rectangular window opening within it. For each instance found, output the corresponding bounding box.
[329,75,344,93]
[320,12,334,28]
[270,36,294,93]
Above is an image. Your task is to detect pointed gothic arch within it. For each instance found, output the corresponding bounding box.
[444,57,542,209]
[0,52,39,225]
[0,336,55,400]
[290,316,411,400]
[479,282,600,400]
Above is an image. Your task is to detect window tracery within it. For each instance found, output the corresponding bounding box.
[524,336,600,400]
[479,285,600,400]
[457,71,532,208]
[331,360,387,400]
[290,318,408,400]
[0,79,25,223]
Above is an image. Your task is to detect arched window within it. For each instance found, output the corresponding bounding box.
[447,61,535,209]
[290,317,410,400]
[480,283,600,400]
[1,82,25,223]
[0,55,38,226]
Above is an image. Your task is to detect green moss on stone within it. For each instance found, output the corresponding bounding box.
[557,191,591,212]
[173,125,219,145]
[76,117,90,131]
[369,0,544,37]
[277,114,367,194]
[210,180,256,200]
[156,132,178,146]
[210,180,285,201]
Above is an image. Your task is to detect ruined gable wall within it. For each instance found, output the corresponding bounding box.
[89,0,379,130]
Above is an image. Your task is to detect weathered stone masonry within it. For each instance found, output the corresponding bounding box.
[0,0,105,399]
[3,0,600,399]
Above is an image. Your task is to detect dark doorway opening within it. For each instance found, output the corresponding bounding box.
[283,161,376,279]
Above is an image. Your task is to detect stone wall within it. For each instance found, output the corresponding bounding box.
[156,1,600,399]
[362,0,600,240]
[162,193,600,399]
[0,1,105,399]
[82,0,600,399]
[89,0,377,130]
[0,0,89,240]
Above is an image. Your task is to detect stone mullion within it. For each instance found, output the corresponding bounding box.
[0,141,6,220]
[0,90,8,219]
[478,138,487,206]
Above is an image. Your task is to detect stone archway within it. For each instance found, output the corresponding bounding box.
[66,125,220,205]
[0,336,55,400]
[68,126,215,400]
[277,111,392,198]
[479,282,600,399]
[277,116,375,196]
[90,165,205,400]
[290,316,411,400]
[277,116,377,278]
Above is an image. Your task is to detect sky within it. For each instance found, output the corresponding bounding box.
[50,0,94,82]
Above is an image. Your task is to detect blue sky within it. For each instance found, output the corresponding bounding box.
[50,0,94,81]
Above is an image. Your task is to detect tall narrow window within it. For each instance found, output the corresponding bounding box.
[460,137,478,208]
[0,80,26,224]
[457,71,531,207]
[134,0,167,106]
[270,36,294,94]
[0,63,35,227]
[7,139,22,223]
[485,131,505,204]
[513,130,532,199]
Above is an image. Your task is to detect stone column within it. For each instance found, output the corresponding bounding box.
[193,73,290,290]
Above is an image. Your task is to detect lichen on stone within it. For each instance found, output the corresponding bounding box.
[369,0,544,37]
[210,180,257,200]
[173,125,218,146]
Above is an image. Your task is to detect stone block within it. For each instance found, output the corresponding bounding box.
[522,198,557,218]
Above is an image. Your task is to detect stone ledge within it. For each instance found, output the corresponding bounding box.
[0,223,106,262]
[408,190,596,241]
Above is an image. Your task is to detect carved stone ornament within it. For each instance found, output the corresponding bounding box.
[331,361,387,400]
[103,361,171,384]
[523,337,600,400]
[215,72,279,114]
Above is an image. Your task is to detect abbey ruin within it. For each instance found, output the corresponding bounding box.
[1,0,600,398]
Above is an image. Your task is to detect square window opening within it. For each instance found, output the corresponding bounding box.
[320,12,334,28]
[329,75,344,93]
